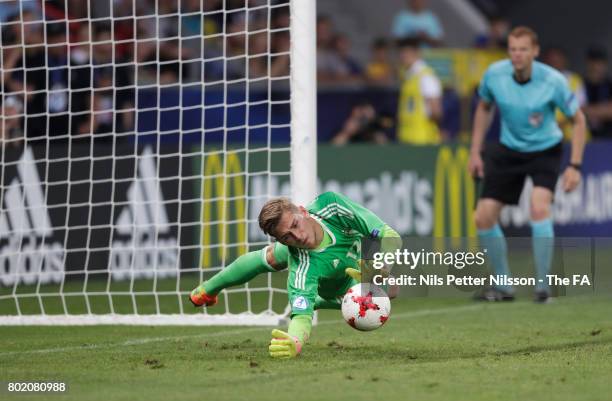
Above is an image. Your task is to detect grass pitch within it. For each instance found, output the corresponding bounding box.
[1,295,611,401]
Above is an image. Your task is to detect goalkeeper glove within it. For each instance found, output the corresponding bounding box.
[268,329,302,359]
[346,259,394,283]
[345,259,371,282]
[345,267,362,282]
[346,261,398,298]
[345,259,379,283]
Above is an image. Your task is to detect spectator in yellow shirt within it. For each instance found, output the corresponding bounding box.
[396,37,443,144]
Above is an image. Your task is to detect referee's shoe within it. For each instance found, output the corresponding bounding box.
[473,287,515,302]
[534,290,552,304]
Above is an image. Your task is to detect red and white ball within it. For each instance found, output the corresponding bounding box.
[341,283,391,331]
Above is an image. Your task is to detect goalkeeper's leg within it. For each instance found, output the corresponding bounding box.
[190,244,288,307]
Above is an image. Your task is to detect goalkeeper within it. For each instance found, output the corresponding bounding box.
[190,191,401,359]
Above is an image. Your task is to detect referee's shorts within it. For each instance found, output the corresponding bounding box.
[480,142,562,205]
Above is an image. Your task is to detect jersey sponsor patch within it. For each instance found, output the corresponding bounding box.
[528,112,543,128]
[292,296,308,310]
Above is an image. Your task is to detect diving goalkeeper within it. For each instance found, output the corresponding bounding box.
[190,191,400,359]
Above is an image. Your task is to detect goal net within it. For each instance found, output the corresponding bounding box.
[0,0,316,325]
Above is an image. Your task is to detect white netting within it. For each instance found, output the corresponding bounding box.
[0,0,312,325]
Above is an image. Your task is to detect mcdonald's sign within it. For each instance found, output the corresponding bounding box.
[434,146,477,248]
[200,152,247,267]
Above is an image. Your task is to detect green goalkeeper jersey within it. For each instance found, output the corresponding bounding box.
[273,191,393,317]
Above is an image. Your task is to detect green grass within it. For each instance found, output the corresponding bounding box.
[1,295,611,401]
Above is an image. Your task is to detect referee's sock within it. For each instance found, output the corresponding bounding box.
[531,218,554,293]
[478,224,512,293]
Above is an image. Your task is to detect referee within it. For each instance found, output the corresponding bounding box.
[469,26,586,303]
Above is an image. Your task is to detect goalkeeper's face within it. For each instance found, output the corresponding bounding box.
[273,208,321,249]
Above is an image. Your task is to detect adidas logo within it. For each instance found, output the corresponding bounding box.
[109,147,178,281]
[0,148,64,286]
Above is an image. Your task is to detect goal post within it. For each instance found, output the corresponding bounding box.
[290,0,317,206]
[0,0,316,325]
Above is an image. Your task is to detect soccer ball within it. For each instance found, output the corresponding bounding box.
[341,283,391,331]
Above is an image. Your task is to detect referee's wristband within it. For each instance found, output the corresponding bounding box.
[568,163,582,171]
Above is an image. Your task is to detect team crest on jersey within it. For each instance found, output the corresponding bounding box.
[528,112,543,128]
[292,296,308,310]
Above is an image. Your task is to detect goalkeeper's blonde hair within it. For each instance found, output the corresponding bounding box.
[258,198,299,236]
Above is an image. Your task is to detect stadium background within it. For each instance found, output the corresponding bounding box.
[1,2,612,401]
[1,0,612,274]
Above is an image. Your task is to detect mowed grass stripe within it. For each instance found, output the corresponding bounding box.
[0,304,485,356]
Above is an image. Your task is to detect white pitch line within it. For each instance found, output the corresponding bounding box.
[0,327,268,357]
[0,304,484,357]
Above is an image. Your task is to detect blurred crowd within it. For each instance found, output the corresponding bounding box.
[0,0,290,144]
[324,0,612,144]
[1,0,612,146]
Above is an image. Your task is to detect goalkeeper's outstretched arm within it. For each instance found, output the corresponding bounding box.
[269,314,312,359]
[345,224,402,298]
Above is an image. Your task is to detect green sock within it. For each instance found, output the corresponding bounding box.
[202,248,277,295]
